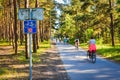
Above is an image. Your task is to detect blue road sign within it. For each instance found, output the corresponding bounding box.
[24,20,37,34]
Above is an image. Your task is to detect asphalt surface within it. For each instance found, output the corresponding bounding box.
[55,40,120,80]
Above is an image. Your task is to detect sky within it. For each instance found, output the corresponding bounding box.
[54,0,70,29]
[54,0,64,4]
[54,0,70,4]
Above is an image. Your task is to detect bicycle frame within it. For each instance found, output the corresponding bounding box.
[75,42,79,49]
[87,50,96,63]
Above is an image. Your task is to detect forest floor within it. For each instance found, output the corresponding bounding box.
[0,43,70,80]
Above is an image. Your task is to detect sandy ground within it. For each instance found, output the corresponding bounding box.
[0,44,70,80]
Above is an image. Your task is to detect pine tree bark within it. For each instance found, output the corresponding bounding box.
[25,0,29,59]
[13,0,18,54]
[109,0,115,46]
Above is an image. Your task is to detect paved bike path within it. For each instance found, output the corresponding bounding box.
[55,42,120,80]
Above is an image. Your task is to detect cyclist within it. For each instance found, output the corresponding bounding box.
[74,38,79,49]
[63,37,67,45]
[88,36,96,55]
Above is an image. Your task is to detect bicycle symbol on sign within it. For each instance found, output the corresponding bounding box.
[24,20,36,34]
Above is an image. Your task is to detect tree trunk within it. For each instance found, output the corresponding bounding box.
[25,0,29,59]
[32,0,38,53]
[20,21,24,45]
[13,0,18,54]
[36,0,40,49]
[18,0,24,45]
[109,0,115,46]
[40,20,44,42]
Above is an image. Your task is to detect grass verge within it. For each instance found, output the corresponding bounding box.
[80,43,120,63]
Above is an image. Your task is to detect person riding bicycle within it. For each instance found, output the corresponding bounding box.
[88,36,96,54]
[63,37,67,45]
[75,38,79,49]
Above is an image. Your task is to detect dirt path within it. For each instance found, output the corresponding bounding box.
[32,44,70,80]
[0,44,70,80]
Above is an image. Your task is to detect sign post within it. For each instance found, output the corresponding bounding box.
[18,8,43,80]
[24,20,36,80]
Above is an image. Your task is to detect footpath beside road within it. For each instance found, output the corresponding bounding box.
[55,40,120,80]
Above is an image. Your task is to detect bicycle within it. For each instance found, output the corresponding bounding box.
[87,50,96,63]
[75,42,79,49]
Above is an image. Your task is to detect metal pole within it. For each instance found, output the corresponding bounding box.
[29,33,32,80]
[29,8,32,80]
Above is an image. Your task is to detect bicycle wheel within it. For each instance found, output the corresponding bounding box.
[76,45,79,49]
[87,51,90,59]
[91,53,96,63]
[76,43,79,49]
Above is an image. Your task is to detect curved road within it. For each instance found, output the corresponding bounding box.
[55,40,120,80]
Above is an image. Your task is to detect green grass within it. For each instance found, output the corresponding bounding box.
[97,45,120,62]
[0,68,19,79]
[80,43,120,62]
[0,41,10,46]
[17,40,51,64]
[0,68,8,75]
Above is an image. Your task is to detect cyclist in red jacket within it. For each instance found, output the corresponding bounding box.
[88,36,96,53]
